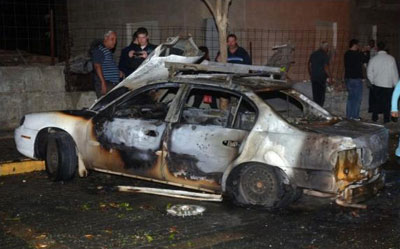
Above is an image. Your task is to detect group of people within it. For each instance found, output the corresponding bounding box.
[91,27,156,98]
[308,39,399,123]
[90,29,251,98]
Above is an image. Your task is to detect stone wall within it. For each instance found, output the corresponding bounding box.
[0,66,96,130]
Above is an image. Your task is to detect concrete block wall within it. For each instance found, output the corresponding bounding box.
[0,66,96,130]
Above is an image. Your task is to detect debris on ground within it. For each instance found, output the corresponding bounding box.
[166,204,206,217]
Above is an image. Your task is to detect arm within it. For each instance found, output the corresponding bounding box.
[391,81,400,116]
[391,57,399,88]
[93,63,107,95]
[324,53,331,80]
[324,64,331,79]
[367,61,374,83]
[91,48,107,95]
[243,49,252,65]
[307,57,311,78]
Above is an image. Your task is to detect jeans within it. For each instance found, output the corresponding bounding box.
[345,78,363,119]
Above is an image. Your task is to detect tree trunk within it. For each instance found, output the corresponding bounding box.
[203,0,231,63]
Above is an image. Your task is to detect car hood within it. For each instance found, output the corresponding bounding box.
[113,36,202,90]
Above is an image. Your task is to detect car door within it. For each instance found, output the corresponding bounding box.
[88,83,181,179]
[164,86,257,190]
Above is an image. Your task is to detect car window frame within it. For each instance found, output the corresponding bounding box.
[173,84,259,130]
[95,82,183,122]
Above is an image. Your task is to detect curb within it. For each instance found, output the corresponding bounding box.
[0,160,45,176]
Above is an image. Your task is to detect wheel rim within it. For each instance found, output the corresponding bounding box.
[240,166,276,205]
[46,139,59,175]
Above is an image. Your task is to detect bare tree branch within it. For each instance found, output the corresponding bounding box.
[224,0,232,13]
[202,0,217,19]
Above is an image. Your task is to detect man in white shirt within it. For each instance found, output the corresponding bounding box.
[367,42,399,123]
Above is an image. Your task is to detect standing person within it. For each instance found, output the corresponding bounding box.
[119,31,138,78]
[127,27,157,73]
[390,80,400,157]
[344,39,368,120]
[368,42,399,123]
[91,30,121,98]
[216,34,252,65]
[308,41,331,107]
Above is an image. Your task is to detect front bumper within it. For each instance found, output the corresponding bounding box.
[14,126,38,159]
[339,173,385,203]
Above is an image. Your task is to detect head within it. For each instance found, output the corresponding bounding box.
[136,27,149,47]
[320,41,329,53]
[349,39,359,50]
[103,31,117,50]
[377,41,386,51]
[368,39,375,48]
[227,34,238,50]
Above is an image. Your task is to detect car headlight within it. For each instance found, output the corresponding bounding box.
[20,116,25,126]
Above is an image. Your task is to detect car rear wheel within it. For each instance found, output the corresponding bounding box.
[45,132,77,181]
[231,163,293,209]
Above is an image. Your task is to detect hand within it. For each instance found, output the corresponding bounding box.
[101,82,107,95]
[128,50,135,58]
[391,111,399,118]
[140,51,148,59]
[119,71,125,78]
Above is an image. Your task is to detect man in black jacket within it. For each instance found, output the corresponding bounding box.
[308,41,331,107]
[216,34,252,65]
[119,27,156,77]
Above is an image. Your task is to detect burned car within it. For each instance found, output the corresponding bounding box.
[15,37,388,209]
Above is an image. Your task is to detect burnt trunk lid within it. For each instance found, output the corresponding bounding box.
[307,120,389,169]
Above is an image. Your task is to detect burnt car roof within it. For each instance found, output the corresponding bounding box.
[169,74,293,93]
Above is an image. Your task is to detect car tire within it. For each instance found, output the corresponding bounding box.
[45,132,77,181]
[232,163,291,209]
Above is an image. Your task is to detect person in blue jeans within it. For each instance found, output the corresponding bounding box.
[344,39,368,120]
[391,81,400,156]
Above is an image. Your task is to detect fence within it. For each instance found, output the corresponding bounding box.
[1,0,399,89]
[59,25,400,86]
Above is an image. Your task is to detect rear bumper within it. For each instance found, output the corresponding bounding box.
[339,173,385,203]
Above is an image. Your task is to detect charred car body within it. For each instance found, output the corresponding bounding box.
[15,37,388,209]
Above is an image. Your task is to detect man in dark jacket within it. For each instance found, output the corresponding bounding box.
[119,27,156,77]
[216,34,252,65]
[118,31,138,77]
[308,41,331,107]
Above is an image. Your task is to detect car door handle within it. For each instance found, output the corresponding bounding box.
[145,130,158,137]
[222,140,240,148]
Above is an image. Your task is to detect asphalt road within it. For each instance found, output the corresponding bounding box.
[0,168,399,249]
[0,132,400,249]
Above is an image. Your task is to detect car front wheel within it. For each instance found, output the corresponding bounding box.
[45,132,77,181]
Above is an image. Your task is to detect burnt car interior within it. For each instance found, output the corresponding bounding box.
[182,87,257,131]
[257,90,330,124]
[112,86,178,120]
